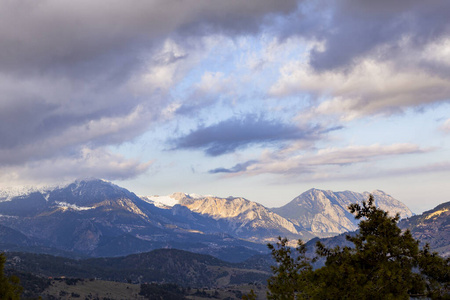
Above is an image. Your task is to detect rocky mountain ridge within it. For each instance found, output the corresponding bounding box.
[0,179,267,261]
[147,188,413,240]
[271,188,413,238]
[144,193,309,243]
[0,178,414,260]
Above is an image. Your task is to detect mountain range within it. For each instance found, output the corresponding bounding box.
[0,179,267,261]
[1,194,447,298]
[145,188,413,241]
[0,178,417,261]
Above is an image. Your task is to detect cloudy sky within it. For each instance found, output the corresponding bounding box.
[1,0,449,213]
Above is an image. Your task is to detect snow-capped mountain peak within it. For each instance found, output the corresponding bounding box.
[140,193,210,209]
[0,186,45,201]
[141,194,180,208]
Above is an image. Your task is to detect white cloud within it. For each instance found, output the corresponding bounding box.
[232,143,428,178]
[196,72,232,94]
[132,39,190,95]
[270,52,450,120]
[440,118,450,134]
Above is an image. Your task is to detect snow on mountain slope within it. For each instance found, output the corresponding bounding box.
[0,186,44,201]
[140,195,180,208]
[140,193,207,209]
[55,201,93,211]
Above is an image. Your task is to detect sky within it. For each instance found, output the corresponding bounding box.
[0,0,449,213]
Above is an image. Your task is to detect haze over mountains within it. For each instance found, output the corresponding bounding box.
[0,178,415,261]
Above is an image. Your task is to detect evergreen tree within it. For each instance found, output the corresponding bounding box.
[0,253,22,300]
[242,289,257,300]
[267,237,313,300]
[267,195,450,299]
[417,244,450,299]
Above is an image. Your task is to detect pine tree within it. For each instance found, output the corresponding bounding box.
[417,244,450,299]
[267,195,450,299]
[242,289,257,300]
[267,237,313,299]
[0,253,22,300]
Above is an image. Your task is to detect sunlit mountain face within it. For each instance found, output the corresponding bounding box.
[398,201,450,257]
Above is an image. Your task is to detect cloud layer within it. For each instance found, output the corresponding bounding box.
[0,0,297,184]
[1,0,449,188]
[296,0,450,72]
[268,0,450,120]
[211,143,428,179]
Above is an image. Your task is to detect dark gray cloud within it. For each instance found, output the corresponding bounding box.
[0,0,298,181]
[266,0,450,121]
[0,84,150,166]
[171,115,323,156]
[209,160,258,174]
[284,0,450,71]
[0,0,298,73]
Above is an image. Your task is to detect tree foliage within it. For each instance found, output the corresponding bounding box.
[0,253,22,300]
[242,288,257,300]
[267,237,313,300]
[267,195,450,300]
